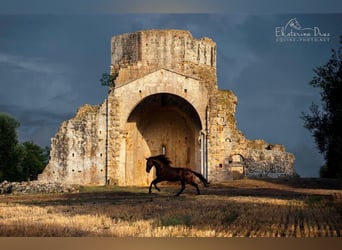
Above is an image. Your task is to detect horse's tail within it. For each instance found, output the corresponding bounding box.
[191,170,209,187]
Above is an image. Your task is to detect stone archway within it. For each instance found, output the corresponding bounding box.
[124,93,202,186]
[38,30,295,187]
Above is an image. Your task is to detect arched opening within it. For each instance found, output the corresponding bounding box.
[229,154,245,180]
[124,93,202,186]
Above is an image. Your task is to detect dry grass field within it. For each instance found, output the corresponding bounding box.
[0,178,341,237]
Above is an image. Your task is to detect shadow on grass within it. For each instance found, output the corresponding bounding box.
[253,177,342,190]
[13,180,338,209]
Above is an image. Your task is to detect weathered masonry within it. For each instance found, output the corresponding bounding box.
[38,30,295,186]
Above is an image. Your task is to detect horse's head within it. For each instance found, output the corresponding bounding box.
[285,18,301,30]
[145,157,154,173]
[145,155,171,173]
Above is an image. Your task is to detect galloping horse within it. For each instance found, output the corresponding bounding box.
[145,155,209,196]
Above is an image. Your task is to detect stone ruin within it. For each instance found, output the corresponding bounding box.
[0,180,79,194]
[38,29,296,186]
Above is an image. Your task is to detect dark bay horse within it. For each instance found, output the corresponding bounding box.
[145,155,209,196]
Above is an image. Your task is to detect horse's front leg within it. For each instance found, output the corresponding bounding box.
[149,178,161,194]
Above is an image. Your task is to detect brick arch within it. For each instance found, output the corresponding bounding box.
[127,92,202,129]
[110,69,210,185]
[114,69,208,132]
[123,92,203,186]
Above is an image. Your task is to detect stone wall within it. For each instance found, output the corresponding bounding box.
[111,30,217,91]
[0,181,79,194]
[38,104,107,184]
[107,69,209,186]
[207,90,296,182]
[106,30,217,186]
[233,139,295,178]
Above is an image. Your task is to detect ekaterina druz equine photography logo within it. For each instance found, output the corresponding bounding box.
[275,18,331,43]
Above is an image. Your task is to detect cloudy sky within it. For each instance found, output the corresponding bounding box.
[0,1,341,177]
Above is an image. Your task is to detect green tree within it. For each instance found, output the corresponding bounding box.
[100,72,117,87]
[302,37,342,178]
[20,141,49,181]
[0,113,24,181]
[0,113,49,181]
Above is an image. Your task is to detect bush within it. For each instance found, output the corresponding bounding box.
[319,165,329,178]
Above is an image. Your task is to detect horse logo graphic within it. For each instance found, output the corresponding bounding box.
[275,17,330,42]
[284,18,314,32]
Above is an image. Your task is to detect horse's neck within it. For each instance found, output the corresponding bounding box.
[153,160,170,173]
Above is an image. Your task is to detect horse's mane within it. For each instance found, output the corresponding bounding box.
[149,154,172,166]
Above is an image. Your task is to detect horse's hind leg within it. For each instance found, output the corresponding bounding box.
[189,182,200,195]
[176,181,186,196]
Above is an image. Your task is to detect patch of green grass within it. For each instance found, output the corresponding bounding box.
[160,214,192,227]
[305,196,322,207]
[222,211,239,225]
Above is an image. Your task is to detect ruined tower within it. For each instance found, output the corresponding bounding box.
[38,30,295,185]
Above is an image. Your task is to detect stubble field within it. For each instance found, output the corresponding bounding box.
[0,178,341,237]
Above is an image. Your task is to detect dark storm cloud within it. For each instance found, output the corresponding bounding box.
[0,14,168,146]
[222,14,342,176]
[0,50,79,113]
[0,15,108,147]
[0,103,74,146]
